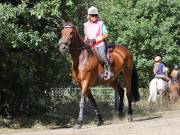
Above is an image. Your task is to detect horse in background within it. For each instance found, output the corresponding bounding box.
[169,66,180,102]
[58,22,140,129]
[169,80,180,102]
[148,65,170,105]
[148,78,169,104]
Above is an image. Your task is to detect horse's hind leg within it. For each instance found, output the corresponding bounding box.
[110,80,125,116]
[87,91,103,126]
[123,67,133,122]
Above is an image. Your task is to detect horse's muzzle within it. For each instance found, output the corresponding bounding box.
[59,44,69,55]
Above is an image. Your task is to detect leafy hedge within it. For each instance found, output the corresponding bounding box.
[96,0,179,83]
[0,0,179,118]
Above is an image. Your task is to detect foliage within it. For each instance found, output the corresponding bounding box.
[0,0,73,117]
[0,0,179,121]
[96,0,180,84]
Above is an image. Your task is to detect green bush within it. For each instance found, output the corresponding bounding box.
[0,0,179,118]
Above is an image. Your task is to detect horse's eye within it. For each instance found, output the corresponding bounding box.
[70,31,73,35]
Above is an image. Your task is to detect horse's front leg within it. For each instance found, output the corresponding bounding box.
[74,94,85,129]
[74,80,89,129]
[87,91,103,126]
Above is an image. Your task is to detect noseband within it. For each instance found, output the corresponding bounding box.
[59,39,70,47]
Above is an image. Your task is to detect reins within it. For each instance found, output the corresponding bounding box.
[69,44,90,50]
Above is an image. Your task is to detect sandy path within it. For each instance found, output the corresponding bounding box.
[1,103,180,135]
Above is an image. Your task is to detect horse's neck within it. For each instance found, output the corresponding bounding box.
[71,49,89,63]
[70,37,90,67]
[78,49,90,70]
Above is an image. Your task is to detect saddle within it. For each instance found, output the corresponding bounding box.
[106,44,115,63]
[155,76,169,82]
[85,39,115,65]
[171,78,180,84]
[106,44,115,51]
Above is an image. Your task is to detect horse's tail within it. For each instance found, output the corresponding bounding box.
[131,64,140,102]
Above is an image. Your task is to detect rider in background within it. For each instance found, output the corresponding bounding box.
[84,6,113,80]
[171,64,180,83]
[153,55,171,86]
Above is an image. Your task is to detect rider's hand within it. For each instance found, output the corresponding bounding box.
[89,39,96,44]
[96,36,103,43]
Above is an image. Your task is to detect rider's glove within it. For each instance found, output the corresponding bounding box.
[89,39,96,45]
[96,36,103,43]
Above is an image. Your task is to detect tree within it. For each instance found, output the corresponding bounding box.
[96,0,180,86]
[0,0,179,118]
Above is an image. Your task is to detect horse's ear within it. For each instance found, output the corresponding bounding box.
[75,26,79,32]
[62,19,74,27]
[62,19,66,26]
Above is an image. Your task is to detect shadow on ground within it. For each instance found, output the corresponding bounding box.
[1,98,177,129]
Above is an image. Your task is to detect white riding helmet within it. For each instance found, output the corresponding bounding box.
[154,56,161,62]
[88,6,99,15]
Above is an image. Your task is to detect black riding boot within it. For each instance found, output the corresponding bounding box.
[103,61,114,80]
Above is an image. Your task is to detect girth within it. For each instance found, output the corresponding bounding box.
[171,79,180,84]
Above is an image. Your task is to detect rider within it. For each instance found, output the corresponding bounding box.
[171,64,180,83]
[84,6,113,80]
[153,55,171,86]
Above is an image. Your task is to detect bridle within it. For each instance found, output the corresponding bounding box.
[59,25,90,51]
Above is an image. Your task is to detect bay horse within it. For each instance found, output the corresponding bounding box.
[58,22,140,129]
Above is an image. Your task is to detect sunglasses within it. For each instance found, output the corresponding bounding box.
[90,14,98,17]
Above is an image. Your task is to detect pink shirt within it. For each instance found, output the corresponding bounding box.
[84,20,104,47]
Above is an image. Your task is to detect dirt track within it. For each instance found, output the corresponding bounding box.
[1,102,180,135]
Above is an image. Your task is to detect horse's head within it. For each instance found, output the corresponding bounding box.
[58,22,77,55]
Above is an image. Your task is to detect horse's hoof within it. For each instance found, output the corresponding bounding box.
[74,121,82,129]
[118,111,125,118]
[95,120,104,126]
[128,115,133,122]
[74,124,82,129]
